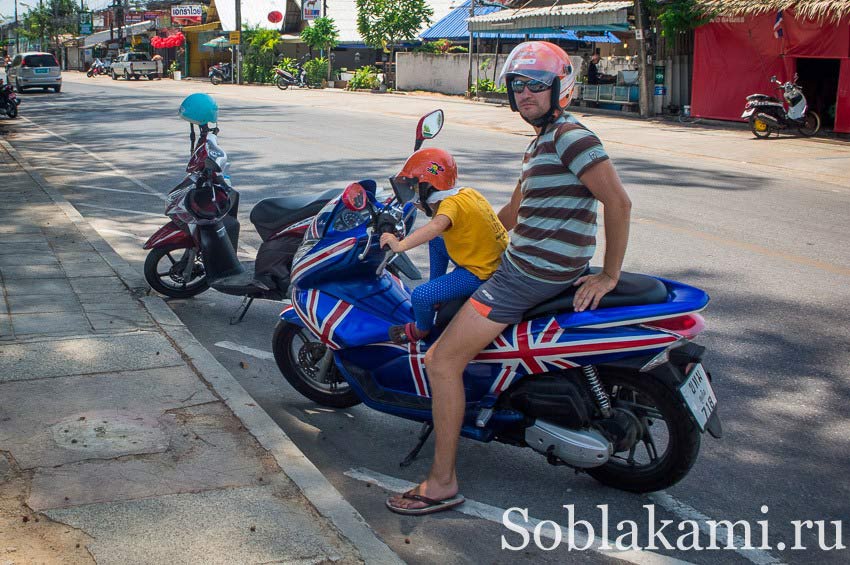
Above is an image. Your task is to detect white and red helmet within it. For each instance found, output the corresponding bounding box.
[499,41,576,117]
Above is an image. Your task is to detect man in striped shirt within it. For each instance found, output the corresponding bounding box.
[387,41,632,515]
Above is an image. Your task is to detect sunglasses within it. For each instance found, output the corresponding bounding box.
[510,78,550,93]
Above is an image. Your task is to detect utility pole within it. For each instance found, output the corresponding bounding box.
[634,0,652,118]
[466,0,474,96]
[235,0,241,84]
[14,0,20,55]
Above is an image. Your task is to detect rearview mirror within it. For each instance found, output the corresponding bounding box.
[342,182,368,211]
[415,109,444,150]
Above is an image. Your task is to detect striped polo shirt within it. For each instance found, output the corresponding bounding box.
[506,113,610,283]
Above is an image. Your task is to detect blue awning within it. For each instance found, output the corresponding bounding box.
[421,1,621,43]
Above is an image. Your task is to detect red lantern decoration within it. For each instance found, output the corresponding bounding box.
[268,10,283,24]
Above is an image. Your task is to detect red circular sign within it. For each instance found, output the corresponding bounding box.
[268,10,283,23]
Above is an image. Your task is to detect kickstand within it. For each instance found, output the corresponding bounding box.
[400,422,433,468]
[229,297,254,325]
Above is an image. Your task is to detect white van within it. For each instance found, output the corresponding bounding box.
[8,52,62,93]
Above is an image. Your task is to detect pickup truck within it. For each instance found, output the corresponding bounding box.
[110,52,163,81]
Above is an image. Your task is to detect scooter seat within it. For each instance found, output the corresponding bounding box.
[250,189,342,239]
[747,94,781,103]
[432,268,668,331]
[521,268,668,320]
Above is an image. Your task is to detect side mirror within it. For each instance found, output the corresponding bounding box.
[769,75,777,82]
[415,109,444,150]
[342,182,368,211]
[793,72,799,82]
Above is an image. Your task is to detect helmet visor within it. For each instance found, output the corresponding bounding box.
[389,176,419,205]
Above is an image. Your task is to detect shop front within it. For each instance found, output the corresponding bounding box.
[691,9,850,133]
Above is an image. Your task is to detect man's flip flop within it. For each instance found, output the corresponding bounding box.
[385,490,465,516]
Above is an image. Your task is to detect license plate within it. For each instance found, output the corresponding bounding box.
[34,68,49,74]
[741,109,754,118]
[679,363,717,431]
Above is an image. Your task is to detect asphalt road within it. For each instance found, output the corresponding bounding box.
[3,72,849,564]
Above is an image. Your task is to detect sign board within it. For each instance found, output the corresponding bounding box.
[171,4,203,26]
[93,15,105,28]
[635,28,643,40]
[654,65,665,85]
[654,86,667,96]
[303,0,321,20]
[79,12,93,35]
[126,11,144,24]
[229,31,241,44]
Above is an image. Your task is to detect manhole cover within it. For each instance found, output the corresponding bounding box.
[50,411,169,457]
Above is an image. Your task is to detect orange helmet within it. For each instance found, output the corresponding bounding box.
[499,41,576,122]
[391,148,458,216]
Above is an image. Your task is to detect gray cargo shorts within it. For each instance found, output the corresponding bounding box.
[469,255,583,324]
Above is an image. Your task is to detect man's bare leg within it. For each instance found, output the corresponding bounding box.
[388,302,507,510]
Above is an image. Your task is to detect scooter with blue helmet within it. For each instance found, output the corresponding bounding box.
[272,110,721,493]
[142,93,421,323]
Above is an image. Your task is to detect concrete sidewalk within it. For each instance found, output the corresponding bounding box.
[0,142,400,563]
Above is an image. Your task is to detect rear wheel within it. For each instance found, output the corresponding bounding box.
[86,70,94,77]
[749,116,772,139]
[276,76,290,90]
[111,70,118,80]
[210,73,222,86]
[15,79,24,93]
[6,103,17,118]
[143,245,209,299]
[798,111,820,137]
[272,321,361,408]
[585,370,701,493]
[53,86,60,93]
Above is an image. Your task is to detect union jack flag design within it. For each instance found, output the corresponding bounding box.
[291,288,354,350]
[474,319,679,394]
[408,341,430,397]
[290,237,357,285]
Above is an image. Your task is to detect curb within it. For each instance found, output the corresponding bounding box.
[0,138,403,565]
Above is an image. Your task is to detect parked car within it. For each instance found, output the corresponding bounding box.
[7,52,62,93]
[110,52,163,81]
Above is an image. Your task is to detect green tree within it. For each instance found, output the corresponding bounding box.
[20,0,80,58]
[646,0,716,37]
[241,25,282,83]
[356,0,433,87]
[300,17,339,80]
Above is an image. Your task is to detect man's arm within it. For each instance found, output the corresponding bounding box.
[572,160,631,312]
[498,179,523,231]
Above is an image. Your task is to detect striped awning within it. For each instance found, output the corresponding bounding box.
[467,1,633,34]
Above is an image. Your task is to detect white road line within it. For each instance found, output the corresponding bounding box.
[344,468,690,565]
[97,227,148,241]
[648,492,783,565]
[214,341,274,361]
[66,184,166,196]
[33,165,127,176]
[20,117,167,200]
[74,203,162,217]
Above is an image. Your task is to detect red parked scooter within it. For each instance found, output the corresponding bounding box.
[0,80,19,118]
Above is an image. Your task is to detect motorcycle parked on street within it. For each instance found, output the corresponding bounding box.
[742,74,820,138]
[273,111,721,493]
[143,115,425,322]
[209,62,233,85]
[0,81,20,118]
[275,61,311,90]
[86,60,110,77]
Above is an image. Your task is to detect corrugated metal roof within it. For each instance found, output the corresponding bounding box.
[84,20,154,47]
[468,1,632,33]
[421,0,620,42]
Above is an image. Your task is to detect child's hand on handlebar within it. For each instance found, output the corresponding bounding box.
[380,233,403,253]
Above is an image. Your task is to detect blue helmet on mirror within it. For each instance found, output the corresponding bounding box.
[178,92,219,125]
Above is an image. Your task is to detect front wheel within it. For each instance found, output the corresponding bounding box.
[210,73,222,86]
[798,111,820,137]
[276,76,290,90]
[585,369,701,493]
[143,245,209,299]
[272,321,361,408]
[86,70,94,78]
[111,71,118,80]
[6,103,17,118]
[749,116,772,139]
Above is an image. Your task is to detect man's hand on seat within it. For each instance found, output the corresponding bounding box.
[572,271,618,312]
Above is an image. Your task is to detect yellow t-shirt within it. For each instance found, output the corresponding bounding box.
[435,188,509,280]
